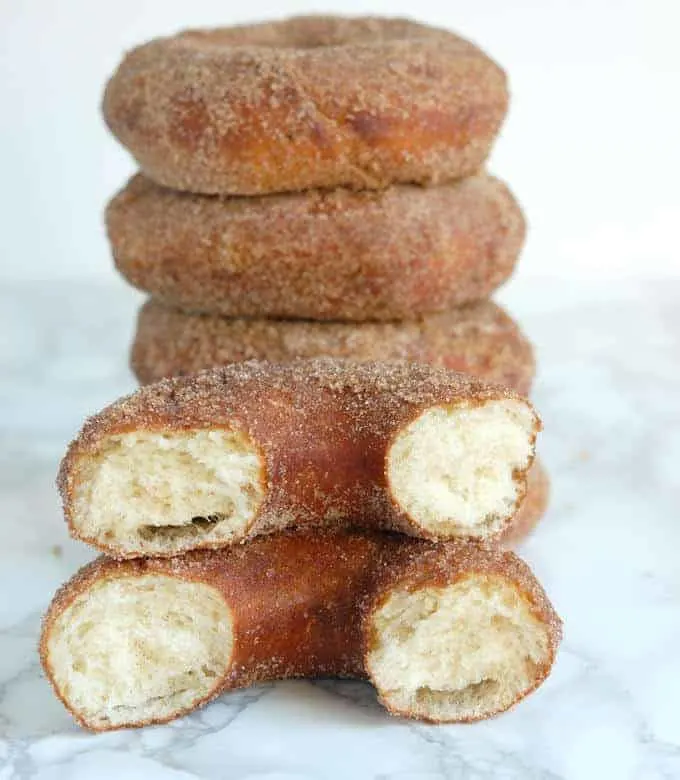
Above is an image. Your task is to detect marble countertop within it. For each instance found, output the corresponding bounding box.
[1,278,679,780]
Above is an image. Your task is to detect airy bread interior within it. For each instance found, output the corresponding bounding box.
[47,575,233,729]
[387,400,535,538]
[367,574,550,721]
[74,429,264,555]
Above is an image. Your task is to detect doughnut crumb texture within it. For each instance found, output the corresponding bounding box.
[367,575,552,721]
[387,400,536,538]
[46,574,233,729]
[57,360,540,557]
[103,16,509,195]
[72,429,265,557]
[40,532,562,730]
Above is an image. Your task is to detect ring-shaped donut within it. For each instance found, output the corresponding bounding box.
[103,16,508,195]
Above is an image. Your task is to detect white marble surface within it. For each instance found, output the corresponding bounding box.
[1,278,679,780]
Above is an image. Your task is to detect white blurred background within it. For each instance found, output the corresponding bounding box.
[0,0,677,283]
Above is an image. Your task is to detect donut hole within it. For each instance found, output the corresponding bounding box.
[366,575,551,721]
[46,576,233,729]
[178,18,440,51]
[74,429,265,556]
[181,28,329,50]
[387,400,536,539]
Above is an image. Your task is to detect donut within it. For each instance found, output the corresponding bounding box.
[102,16,509,195]
[58,360,540,558]
[106,173,525,321]
[40,531,561,730]
[131,299,535,395]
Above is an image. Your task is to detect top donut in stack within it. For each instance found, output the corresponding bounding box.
[104,16,509,195]
[104,16,529,391]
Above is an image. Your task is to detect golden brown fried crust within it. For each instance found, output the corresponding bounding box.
[40,531,562,730]
[102,16,508,195]
[130,299,535,395]
[57,360,540,557]
[107,173,524,320]
[499,459,549,548]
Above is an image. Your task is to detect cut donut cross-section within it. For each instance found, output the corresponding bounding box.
[40,532,561,730]
[58,359,541,558]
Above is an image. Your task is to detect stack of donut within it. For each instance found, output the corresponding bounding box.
[39,17,562,733]
[101,16,533,396]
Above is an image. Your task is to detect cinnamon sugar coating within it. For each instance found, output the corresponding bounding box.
[131,299,535,395]
[107,173,525,321]
[103,16,508,195]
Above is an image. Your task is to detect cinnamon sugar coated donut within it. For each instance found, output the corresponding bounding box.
[41,532,561,729]
[58,360,541,558]
[107,173,525,321]
[102,16,509,195]
[131,300,535,395]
